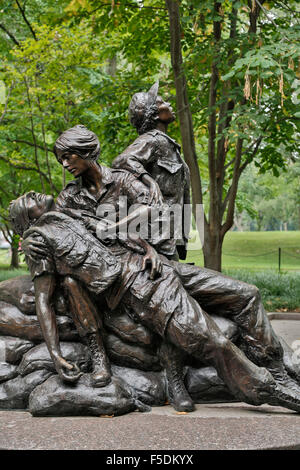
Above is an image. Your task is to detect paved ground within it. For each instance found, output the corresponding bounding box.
[271,318,300,346]
[0,317,300,451]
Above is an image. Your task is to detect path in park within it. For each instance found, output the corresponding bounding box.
[0,317,300,451]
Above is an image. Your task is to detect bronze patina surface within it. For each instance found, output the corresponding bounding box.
[1,85,300,417]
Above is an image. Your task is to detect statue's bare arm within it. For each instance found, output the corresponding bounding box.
[34,274,82,383]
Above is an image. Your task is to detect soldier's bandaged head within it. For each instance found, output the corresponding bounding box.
[54,124,101,162]
[9,193,31,236]
[129,82,159,134]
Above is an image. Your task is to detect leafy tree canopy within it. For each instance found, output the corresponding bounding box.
[0,0,299,269]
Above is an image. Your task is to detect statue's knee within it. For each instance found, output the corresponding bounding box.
[242,283,260,303]
[250,284,259,297]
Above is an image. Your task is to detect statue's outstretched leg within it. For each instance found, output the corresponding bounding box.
[126,263,300,412]
[63,276,111,387]
[165,298,300,412]
[174,264,300,388]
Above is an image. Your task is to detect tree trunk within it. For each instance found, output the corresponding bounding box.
[10,243,19,269]
[165,1,264,272]
[107,56,117,76]
[165,0,204,230]
[202,225,223,272]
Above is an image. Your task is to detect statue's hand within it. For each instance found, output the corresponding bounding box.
[149,180,163,205]
[21,236,48,262]
[142,174,163,205]
[142,246,162,280]
[54,356,82,383]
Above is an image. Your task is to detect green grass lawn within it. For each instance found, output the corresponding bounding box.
[186,230,300,271]
[0,249,27,281]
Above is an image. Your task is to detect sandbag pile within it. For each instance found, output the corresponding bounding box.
[0,275,236,416]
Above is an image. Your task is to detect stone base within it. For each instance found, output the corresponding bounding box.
[0,403,300,450]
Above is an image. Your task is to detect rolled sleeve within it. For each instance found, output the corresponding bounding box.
[25,234,55,280]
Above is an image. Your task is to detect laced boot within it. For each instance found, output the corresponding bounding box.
[87,333,111,387]
[267,360,300,396]
[224,365,300,413]
[266,382,300,413]
[160,342,195,412]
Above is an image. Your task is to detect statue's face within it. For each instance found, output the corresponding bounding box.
[26,192,55,220]
[57,152,91,178]
[156,96,175,124]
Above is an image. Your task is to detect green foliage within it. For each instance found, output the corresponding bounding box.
[236,159,300,230]
[184,1,299,177]
[224,269,300,312]
[0,0,299,270]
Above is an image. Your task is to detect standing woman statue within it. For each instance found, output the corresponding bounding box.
[112,82,191,261]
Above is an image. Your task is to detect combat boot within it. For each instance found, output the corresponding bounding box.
[266,382,300,413]
[160,342,195,412]
[267,360,300,396]
[87,333,111,387]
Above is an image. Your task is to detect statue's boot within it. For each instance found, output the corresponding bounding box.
[266,360,300,395]
[195,330,300,412]
[166,365,195,412]
[208,346,300,413]
[267,383,300,413]
[165,303,300,413]
[160,342,195,412]
[87,333,111,387]
[212,356,300,413]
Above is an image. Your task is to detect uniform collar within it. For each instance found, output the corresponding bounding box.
[146,129,181,152]
[71,165,114,201]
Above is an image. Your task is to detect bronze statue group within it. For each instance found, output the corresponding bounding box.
[9,83,300,414]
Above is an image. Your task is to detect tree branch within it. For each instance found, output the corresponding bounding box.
[239,135,264,175]
[165,0,207,230]
[221,134,264,221]
[224,156,236,171]
[220,1,266,236]
[35,90,56,195]
[0,226,12,244]
[216,4,238,200]
[5,137,54,154]
[23,76,45,193]
[221,137,243,236]
[207,2,222,227]
[0,155,59,193]
[0,23,20,47]
[15,0,37,40]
